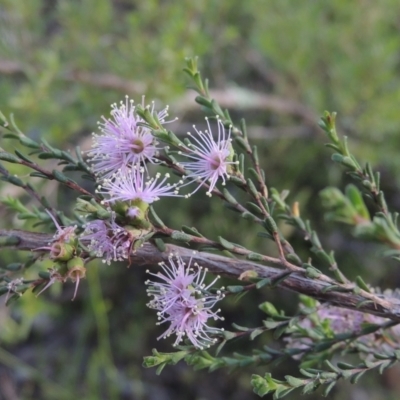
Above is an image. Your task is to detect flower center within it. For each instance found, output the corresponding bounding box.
[209,155,222,171]
[131,139,144,154]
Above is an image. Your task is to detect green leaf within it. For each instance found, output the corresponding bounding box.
[313,340,334,352]
[259,302,279,316]
[350,370,367,384]
[271,270,293,286]
[218,236,235,251]
[231,323,249,332]
[170,231,192,242]
[306,267,321,278]
[324,360,341,374]
[247,252,264,262]
[52,169,71,183]
[273,324,288,339]
[155,363,168,375]
[302,381,317,395]
[331,153,344,163]
[263,215,278,234]
[5,263,22,271]
[0,286,9,296]
[379,360,395,374]
[0,235,19,247]
[355,276,371,292]
[246,202,263,216]
[251,373,283,397]
[274,386,295,399]
[359,323,381,335]
[4,175,24,187]
[285,375,306,387]
[0,151,20,163]
[323,381,336,397]
[250,328,264,341]
[38,271,50,279]
[256,278,271,289]
[235,136,251,152]
[300,369,318,378]
[345,184,370,219]
[226,285,245,293]
[263,320,284,329]
[154,238,166,252]
[195,95,212,108]
[30,172,51,180]
[181,225,204,237]
[149,206,166,228]
[336,362,355,370]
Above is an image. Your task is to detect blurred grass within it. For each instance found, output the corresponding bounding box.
[1,1,400,399]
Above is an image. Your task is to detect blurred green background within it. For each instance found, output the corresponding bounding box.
[1,0,400,399]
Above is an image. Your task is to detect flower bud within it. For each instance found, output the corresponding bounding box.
[66,257,86,301]
[50,243,75,261]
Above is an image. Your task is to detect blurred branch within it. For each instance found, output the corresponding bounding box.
[0,60,22,75]
[0,371,18,400]
[1,229,400,321]
[174,88,318,126]
[0,60,146,93]
[0,60,317,125]
[243,47,282,87]
[64,70,147,93]
[174,122,313,139]
[0,347,73,399]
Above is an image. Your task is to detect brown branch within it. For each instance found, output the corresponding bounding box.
[0,229,53,250]
[1,229,400,321]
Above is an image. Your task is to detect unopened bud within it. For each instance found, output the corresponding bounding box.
[50,243,75,261]
[292,201,300,218]
[66,257,86,301]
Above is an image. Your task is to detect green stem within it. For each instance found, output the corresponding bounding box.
[0,346,73,399]
[87,266,120,400]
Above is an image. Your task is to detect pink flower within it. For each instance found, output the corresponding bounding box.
[97,166,180,204]
[180,118,236,197]
[80,216,131,264]
[285,302,400,356]
[88,97,169,178]
[146,255,224,349]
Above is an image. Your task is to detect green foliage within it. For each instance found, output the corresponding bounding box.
[252,353,400,399]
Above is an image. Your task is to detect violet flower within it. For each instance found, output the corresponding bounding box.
[97,166,180,204]
[285,302,400,356]
[80,216,132,264]
[180,117,237,197]
[88,97,169,178]
[146,254,224,349]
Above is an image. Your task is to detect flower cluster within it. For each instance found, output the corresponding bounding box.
[32,212,86,300]
[88,98,185,224]
[145,254,225,349]
[286,302,400,355]
[84,98,237,348]
[89,98,236,205]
